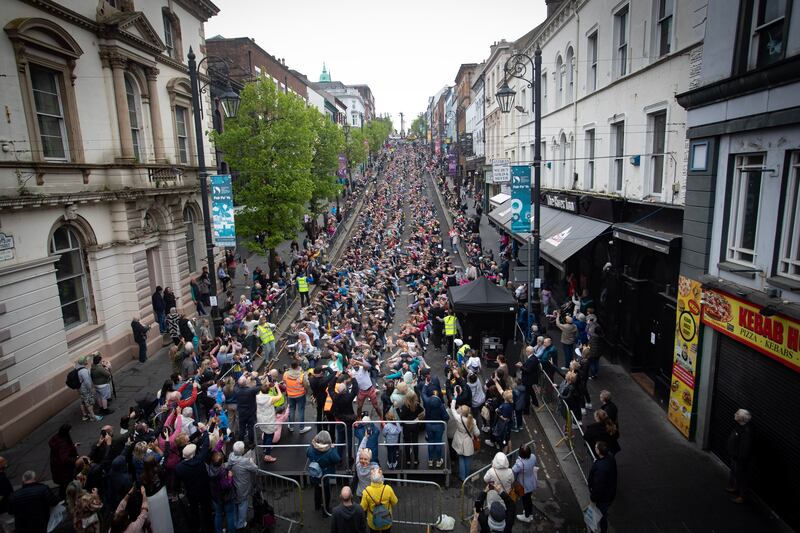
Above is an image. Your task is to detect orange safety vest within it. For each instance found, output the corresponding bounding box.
[324,393,333,412]
[283,374,305,398]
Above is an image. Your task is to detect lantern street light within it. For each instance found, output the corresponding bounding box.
[496,47,542,335]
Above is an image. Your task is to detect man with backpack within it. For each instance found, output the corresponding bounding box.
[360,466,397,532]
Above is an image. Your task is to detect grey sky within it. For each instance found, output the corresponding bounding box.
[205,0,547,131]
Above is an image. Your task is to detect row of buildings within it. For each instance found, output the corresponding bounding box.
[425,0,799,527]
[0,0,374,448]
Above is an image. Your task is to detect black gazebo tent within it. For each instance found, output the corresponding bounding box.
[448,277,518,363]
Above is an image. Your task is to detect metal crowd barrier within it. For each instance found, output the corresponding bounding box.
[320,473,444,527]
[350,419,451,487]
[255,468,303,530]
[254,420,350,477]
[458,440,535,525]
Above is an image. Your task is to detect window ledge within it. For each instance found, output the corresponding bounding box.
[717,261,760,279]
[66,322,104,347]
[766,276,800,292]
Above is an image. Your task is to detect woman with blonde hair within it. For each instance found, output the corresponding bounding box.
[450,397,480,481]
[398,391,424,467]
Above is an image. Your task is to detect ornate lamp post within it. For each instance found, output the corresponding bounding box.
[188,47,239,334]
[496,47,542,329]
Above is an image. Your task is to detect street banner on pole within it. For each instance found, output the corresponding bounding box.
[492,158,511,184]
[448,154,457,176]
[210,174,236,247]
[337,154,346,180]
[510,165,531,234]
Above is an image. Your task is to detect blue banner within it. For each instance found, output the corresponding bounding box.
[510,165,531,235]
[210,174,236,247]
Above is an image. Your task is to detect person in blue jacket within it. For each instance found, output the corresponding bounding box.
[306,430,341,514]
[421,376,449,469]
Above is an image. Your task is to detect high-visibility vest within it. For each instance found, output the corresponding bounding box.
[457,344,471,358]
[444,315,456,336]
[269,387,285,408]
[257,324,275,344]
[297,276,309,293]
[283,374,305,398]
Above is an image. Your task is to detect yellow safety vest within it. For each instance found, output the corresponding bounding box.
[257,324,275,344]
[444,315,456,336]
[457,344,471,358]
[269,387,285,408]
[284,374,305,398]
[297,276,309,293]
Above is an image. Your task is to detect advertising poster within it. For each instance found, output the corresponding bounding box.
[510,165,531,234]
[210,174,236,247]
[701,289,800,373]
[667,275,703,437]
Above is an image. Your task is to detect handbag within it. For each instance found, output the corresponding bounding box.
[511,461,526,501]
[492,467,520,502]
[461,416,480,452]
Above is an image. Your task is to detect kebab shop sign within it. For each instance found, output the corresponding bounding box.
[701,289,800,373]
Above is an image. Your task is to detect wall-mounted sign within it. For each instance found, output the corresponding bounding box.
[492,158,510,184]
[210,174,237,247]
[612,229,671,254]
[0,232,13,261]
[544,193,577,212]
[667,275,703,438]
[701,288,800,373]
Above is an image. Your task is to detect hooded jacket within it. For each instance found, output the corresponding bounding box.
[330,501,368,533]
[256,391,278,434]
[106,455,132,510]
[468,379,486,408]
[305,438,340,477]
[207,462,235,503]
[227,452,259,502]
[483,452,515,494]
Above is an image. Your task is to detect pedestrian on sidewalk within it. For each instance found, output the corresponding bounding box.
[599,390,618,424]
[218,261,232,292]
[726,408,753,504]
[513,444,538,523]
[152,286,166,333]
[90,352,114,414]
[283,361,312,433]
[554,310,577,370]
[331,486,368,533]
[131,316,150,363]
[296,271,310,306]
[588,441,617,533]
[225,250,237,287]
[75,356,103,422]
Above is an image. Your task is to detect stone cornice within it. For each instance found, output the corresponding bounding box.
[19,0,99,32]
[173,0,220,22]
[0,186,200,210]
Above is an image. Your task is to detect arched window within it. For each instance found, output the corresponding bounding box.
[124,74,143,161]
[183,206,196,273]
[555,55,564,107]
[566,47,574,104]
[50,226,91,328]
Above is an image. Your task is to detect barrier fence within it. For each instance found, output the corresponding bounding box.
[321,474,444,527]
[254,420,351,478]
[255,468,303,531]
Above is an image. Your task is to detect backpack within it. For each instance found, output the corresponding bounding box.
[307,461,323,484]
[367,486,392,529]
[66,368,81,390]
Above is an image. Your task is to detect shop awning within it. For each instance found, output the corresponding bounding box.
[612,222,681,254]
[489,193,511,208]
[535,206,611,270]
[488,199,513,227]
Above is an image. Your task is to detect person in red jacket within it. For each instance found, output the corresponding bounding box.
[49,423,78,499]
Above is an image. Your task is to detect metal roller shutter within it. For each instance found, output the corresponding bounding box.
[709,335,800,529]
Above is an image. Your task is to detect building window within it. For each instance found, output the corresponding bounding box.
[50,226,91,329]
[559,132,567,188]
[175,105,189,164]
[161,9,182,61]
[521,145,526,162]
[727,154,765,264]
[556,56,564,107]
[124,75,142,161]
[183,207,197,273]
[587,32,598,92]
[163,12,174,58]
[777,152,800,279]
[650,111,667,194]
[540,72,548,114]
[521,88,527,114]
[657,0,674,56]
[614,5,629,77]
[566,47,574,104]
[30,65,69,160]
[585,128,595,189]
[611,121,625,191]
[736,0,791,70]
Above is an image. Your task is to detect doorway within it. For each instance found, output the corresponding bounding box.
[146,246,163,295]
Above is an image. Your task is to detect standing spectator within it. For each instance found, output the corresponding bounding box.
[7,471,57,533]
[164,286,177,313]
[228,441,259,529]
[331,486,368,533]
[483,451,515,498]
[360,467,397,533]
[225,250,237,287]
[49,424,78,499]
[306,430,340,514]
[175,431,213,532]
[152,286,166,333]
[450,398,480,481]
[486,390,513,453]
[283,361,312,433]
[554,310,577,370]
[207,450,236,533]
[726,409,753,504]
[397,391,424,468]
[296,271,310,307]
[353,447,378,500]
[512,444,538,523]
[599,390,618,424]
[584,409,621,455]
[0,456,12,515]
[197,267,212,308]
[166,308,181,346]
[218,261,232,292]
[587,326,605,379]
[131,316,150,363]
[352,358,383,419]
[190,278,206,316]
[256,384,281,463]
[420,381,449,469]
[236,373,262,446]
[75,356,103,422]
[588,441,617,533]
[473,490,515,533]
[90,353,114,414]
[110,486,149,533]
[516,345,541,411]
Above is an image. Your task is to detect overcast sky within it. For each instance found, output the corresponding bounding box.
[205,0,548,131]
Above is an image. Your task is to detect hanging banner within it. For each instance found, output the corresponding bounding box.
[510,165,531,235]
[701,288,800,373]
[210,174,236,247]
[667,275,703,438]
[448,154,457,176]
[337,154,347,179]
[435,139,441,156]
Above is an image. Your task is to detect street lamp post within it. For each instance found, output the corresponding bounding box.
[343,122,351,195]
[188,47,240,335]
[496,47,542,334]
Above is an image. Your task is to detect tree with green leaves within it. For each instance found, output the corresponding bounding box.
[212,76,315,266]
[409,113,427,139]
[307,108,344,229]
[364,117,393,156]
[344,128,368,176]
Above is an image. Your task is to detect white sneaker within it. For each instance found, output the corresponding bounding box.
[516,513,533,523]
[586,403,593,410]
[300,426,312,434]
[484,439,495,448]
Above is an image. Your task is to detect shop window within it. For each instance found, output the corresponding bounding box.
[726,154,765,264]
[776,152,800,280]
[50,226,91,329]
[614,5,630,78]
